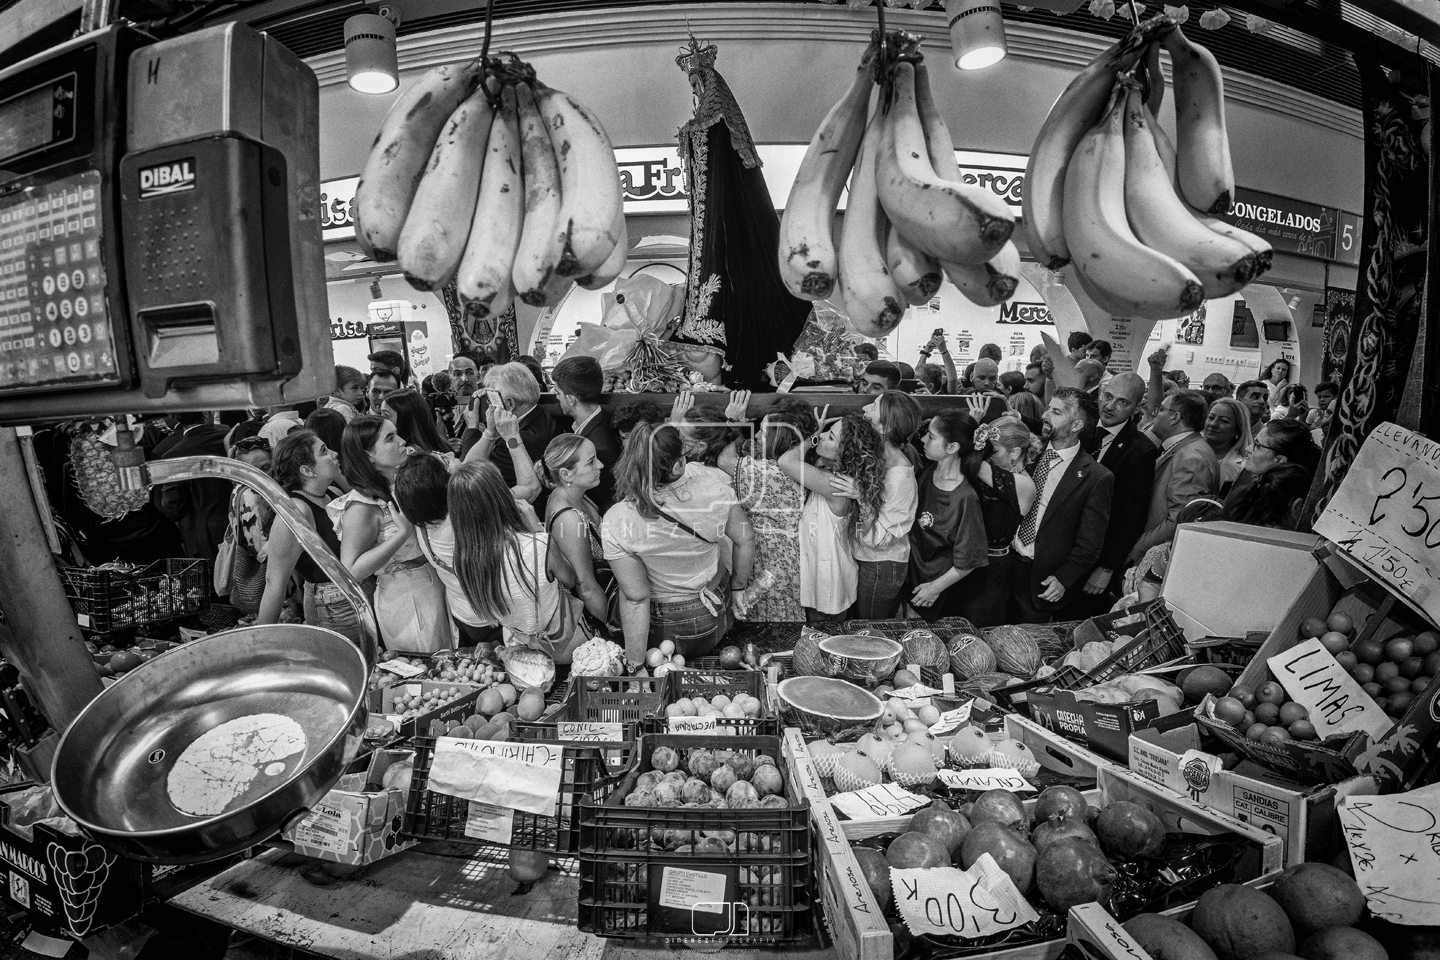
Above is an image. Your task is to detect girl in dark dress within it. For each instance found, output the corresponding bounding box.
[907,411,989,622]
[957,416,1038,628]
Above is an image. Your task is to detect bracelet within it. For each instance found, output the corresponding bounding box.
[482,429,499,441]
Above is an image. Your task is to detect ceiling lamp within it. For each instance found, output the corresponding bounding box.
[345,13,399,94]
[945,0,1007,70]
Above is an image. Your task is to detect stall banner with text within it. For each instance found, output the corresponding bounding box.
[1314,422,1440,627]
[1339,782,1440,925]
[891,854,1039,939]
[426,737,563,816]
[1267,639,1392,740]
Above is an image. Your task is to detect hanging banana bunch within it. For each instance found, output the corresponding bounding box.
[352,54,626,318]
[778,32,1017,339]
[1023,15,1273,321]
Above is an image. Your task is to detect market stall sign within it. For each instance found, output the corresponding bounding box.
[936,768,1037,793]
[1267,639,1392,740]
[1313,422,1440,628]
[891,855,1040,939]
[556,721,623,742]
[829,783,929,821]
[667,715,718,734]
[1338,782,1440,925]
[928,703,973,735]
[1218,187,1361,266]
[425,737,563,817]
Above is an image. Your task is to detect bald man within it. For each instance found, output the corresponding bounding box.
[968,358,1001,394]
[1080,372,1158,611]
[1075,359,1106,401]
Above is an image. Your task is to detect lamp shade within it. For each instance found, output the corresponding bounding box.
[345,13,399,94]
[944,0,1007,70]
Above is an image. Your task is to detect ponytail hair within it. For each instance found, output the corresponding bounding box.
[974,414,1039,470]
[540,434,589,490]
[614,422,686,520]
[929,409,981,481]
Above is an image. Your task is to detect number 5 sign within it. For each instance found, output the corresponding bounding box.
[1315,422,1440,627]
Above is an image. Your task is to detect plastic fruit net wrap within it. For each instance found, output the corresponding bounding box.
[558,274,692,393]
[772,300,873,384]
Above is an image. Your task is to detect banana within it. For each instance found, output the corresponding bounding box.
[397,86,495,291]
[456,85,525,319]
[1196,212,1274,266]
[1143,40,1164,116]
[1164,26,1234,214]
[943,240,1021,308]
[886,223,942,306]
[914,62,961,180]
[1062,85,1204,320]
[777,53,875,300]
[354,60,486,263]
[876,62,1012,265]
[1122,86,1259,299]
[577,203,629,291]
[535,85,624,278]
[1020,15,1175,269]
[838,114,906,338]
[1150,113,1178,180]
[513,82,566,305]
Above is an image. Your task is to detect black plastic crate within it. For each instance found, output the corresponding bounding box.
[402,731,633,855]
[576,733,812,944]
[641,669,778,736]
[61,559,208,634]
[516,679,661,742]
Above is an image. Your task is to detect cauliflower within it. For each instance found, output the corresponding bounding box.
[571,638,626,678]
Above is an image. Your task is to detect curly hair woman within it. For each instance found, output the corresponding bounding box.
[777,413,886,618]
[907,410,990,622]
[854,390,922,617]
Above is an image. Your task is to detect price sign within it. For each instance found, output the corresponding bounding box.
[427,737,564,816]
[936,768,1036,793]
[556,721,624,742]
[829,783,930,821]
[1314,423,1440,627]
[929,703,973,735]
[1268,639,1392,740]
[377,659,427,679]
[668,715,718,734]
[891,854,1039,939]
[1339,782,1440,925]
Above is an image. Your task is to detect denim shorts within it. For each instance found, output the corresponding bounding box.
[304,580,363,645]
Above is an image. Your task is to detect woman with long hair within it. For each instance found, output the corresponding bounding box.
[602,422,756,661]
[1202,397,1252,496]
[381,388,452,456]
[304,408,352,494]
[449,461,590,662]
[907,410,989,621]
[330,416,451,652]
[540,434,611,628]
[956,415,1038,627]
[223,436,274,617]
[848,390,921,617]
[1263,358,1292,406]
[254,430,362,642]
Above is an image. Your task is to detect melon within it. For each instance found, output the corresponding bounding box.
[983,625,1044,678]
[807,740,843,778]
[900,629,949,682]
[888,741,938,787]
[833,751,883,792]
[777,677,883,737]
[792,629,828,677]
[818,635,904,684]
[948,634,997,678]
[855,733,895,770]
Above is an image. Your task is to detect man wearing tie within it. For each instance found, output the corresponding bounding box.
[1081,372,1158,613]
[1010,388,1114,622]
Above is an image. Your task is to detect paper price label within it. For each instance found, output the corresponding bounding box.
[1339,783,1440,925]
[929,703,973,735]
[668,715,718,734]
[427,737,564,816]
[936,768,1036,793]
[289,801,350,854]
[1268,638,1392,740]
[1314,422,1440,627]
[891,854,1039,939]
[830,783,929,821]
[463,801,515,844]
[377,659,427,679]
[658,866,729,915]
[556,721,623,742]
[892,684,946,704]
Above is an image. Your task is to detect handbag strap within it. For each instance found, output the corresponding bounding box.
[656,506,712,544]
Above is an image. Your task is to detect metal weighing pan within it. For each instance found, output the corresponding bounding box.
[51,456,381,864]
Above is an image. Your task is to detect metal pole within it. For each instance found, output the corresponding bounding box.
[0,427,104,741]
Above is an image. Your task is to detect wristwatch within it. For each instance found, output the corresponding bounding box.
[506,437,522,449]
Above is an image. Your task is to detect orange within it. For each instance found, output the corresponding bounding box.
[1182,666,1233,706]
[1190,884,1295,960]
[1268,863,1364,938]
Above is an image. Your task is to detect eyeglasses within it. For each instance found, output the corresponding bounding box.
[1253,440,1278,453]
[232,437,271,454]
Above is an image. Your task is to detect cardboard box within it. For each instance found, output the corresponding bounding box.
[1163,522,1321,644]
[1127,724,1363,868]
[368,680,483,740]
[1005,713,1119,782]
[1193,555,1440,788]
[1026,687,1192,764]
[1066,885,1275,960]
[281,749,418,866]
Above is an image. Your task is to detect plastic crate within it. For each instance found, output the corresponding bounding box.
[576,733,813,945]
[402,731,634,855]
[641,669,778,736]
[61,559,208,634]
[515,679,662,742]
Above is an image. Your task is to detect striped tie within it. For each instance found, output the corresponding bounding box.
[1017,449,1061,547]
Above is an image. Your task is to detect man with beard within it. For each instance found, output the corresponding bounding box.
[446,354,481,438]
[1081,373,1158,613]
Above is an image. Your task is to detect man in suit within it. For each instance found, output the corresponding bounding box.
[1081,372,1158,612]
[461,361,567,498]
[151,411,232,572]
[1130,389,1220,561]
[551,356,622,512]
[1010,387,1114,622]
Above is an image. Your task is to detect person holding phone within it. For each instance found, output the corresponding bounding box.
[917,329,957,394]
[460,362,564,504]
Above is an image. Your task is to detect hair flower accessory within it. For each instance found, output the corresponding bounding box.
[974,423,998,451]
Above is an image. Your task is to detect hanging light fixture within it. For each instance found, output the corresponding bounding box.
[944,0,1007,70]
[345,12,399,94]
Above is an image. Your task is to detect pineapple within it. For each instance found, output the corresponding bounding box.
[70,425,150,519]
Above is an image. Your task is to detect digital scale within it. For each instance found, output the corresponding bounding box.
[0,21,334,423]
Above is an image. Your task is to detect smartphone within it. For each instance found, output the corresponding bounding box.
[933,328,945,338]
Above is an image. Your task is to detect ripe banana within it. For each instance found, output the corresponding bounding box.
[1062,86,1203,320]
[1122,86,1259,299]
[943,240,1021,308]
[354,61,487,263]
[1196,212,1274,267]
[886,223,942,306]
[777,53,875,301]
[456,85,524,319]
[397,87,495,291]
[578,204,629,291]
[876,62,1012,265]
[1143,40,1164,116]
[513,82,565,305]
[914,62,961,180]
[1164,26,1234,214]
[536,85,624,278]
[838,114,906,338]
[1021,16,1175,269]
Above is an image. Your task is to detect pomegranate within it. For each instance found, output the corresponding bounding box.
[959,821,1037,895]
[1036,838,1116,911]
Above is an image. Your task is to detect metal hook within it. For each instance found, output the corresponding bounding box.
[479,0,497,64]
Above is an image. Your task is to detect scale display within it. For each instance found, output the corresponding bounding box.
[0,170,117,392]
[0,74,77,167]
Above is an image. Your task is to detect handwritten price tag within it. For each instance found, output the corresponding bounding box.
[891,854,1039,939]
[556,721,624,742]
[929,703,973,736]
[427,737,563,816]
[668,715,718,734]
[1338,783,1440,925]
[936,768,1036,793]
[1268,639,1392,740]
[830,783,930,821]
[377,659,427,679]
[1315,422,1440,627]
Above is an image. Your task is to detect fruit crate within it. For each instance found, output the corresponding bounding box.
[61,558,209,634]
[575,733,813,945]
[641,669,779,736]
[402,730,634,855]
[514,678,663,743]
